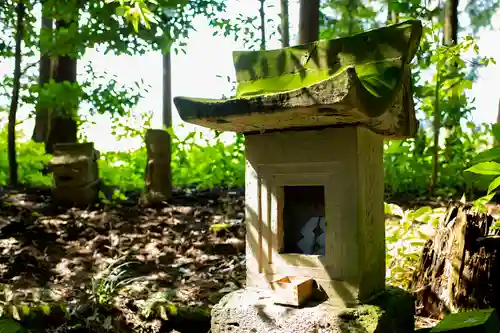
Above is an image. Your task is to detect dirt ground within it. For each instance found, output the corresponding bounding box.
[0,186,246,332]
[2,186,488,332]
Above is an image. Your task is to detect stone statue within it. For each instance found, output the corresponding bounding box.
[142,129,172,204]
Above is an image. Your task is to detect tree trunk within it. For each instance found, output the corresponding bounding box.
[32,0,52,143]
[430,71,440,195]
[410,204,500,319]
[8,0,25,187]
[387,1,398,24]
[495,98,500,147]
[298,0,320,44]
[259,0,266,50]
[430,0,459,195]
[347,0,355,36]
[45,12,78,154]
[497,98,500,124]
[142,51,173,202]
[163,52,172,129]
[443,0,459,46]
[279,0,289,47]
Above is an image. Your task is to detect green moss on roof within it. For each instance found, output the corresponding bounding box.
[173,20,422,137]
[232,20,421,99]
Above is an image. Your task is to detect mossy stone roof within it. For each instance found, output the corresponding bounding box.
[174,20,422,138]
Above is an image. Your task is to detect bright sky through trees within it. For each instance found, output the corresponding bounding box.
[0,0,499,152]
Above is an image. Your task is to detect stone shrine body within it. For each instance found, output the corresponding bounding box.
[175,20,423,333]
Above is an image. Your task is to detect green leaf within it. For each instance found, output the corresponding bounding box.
[384,203,403,217]
[472,147,500,164]
[466,162,500,175]
[488,176,500,194]
[10,306,19,321]
[20,305,29,318]
[159,305,169,320]
[473,193,495,212]
[493,123,500,142]
[115,6,129,16]
[0,318,25,333]
[131,18,139,32]
[39,304,51,315]
[167,303,177,316]
[408,206,432,221]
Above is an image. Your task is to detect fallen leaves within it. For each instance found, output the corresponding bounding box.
[0,186,246,331]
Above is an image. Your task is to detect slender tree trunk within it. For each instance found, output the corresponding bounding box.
[298,0,320,44]
[347,0,355,35]
[162,53,172,129]
[259,0,266,50]
[430,68,440,195]
[8,0,25,187]
[280,0,289,47]
[32,0,52,143]
[45,9,78,154]
[495,97,500,147]
[387,1,399,24]
[444,0,459,46]
[497,98,500,124]
[430,0,459,195]
[159,51,172,199]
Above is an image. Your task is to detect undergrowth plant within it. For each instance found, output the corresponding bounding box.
[0,121,494,198]
[466,124,500,219]
[384,203,446,289]
[84,260,146,331]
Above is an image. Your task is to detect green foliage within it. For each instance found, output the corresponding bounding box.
[0,119,495,199]
[139,290,177,321]
[384,124,493,198]
[171,128,244,188]
[0,318,26,333]
[90,261,144,307]
[0,126,51,187]
[385,203,446,288]
[0,0,495,200]
[0,284,67,330]
[466,124,500,213]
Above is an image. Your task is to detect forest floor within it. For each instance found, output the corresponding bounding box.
[0,186,494,332]
[0,186,246,332]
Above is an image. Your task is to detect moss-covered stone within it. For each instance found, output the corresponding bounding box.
[338,305,384,332]
[174,20,422,139]
[211,287,414,333]
[337,286,415,333]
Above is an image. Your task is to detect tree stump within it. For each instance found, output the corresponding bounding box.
[142,129,172,205]
[410,204,500,319]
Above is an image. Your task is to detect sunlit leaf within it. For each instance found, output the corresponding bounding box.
[472,148,500,164]
[409,206,432,221]
[466,162,500,175]
[488,176,500,194]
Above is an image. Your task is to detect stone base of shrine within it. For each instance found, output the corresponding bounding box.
[52,180,100,207]
[210,287,415,333]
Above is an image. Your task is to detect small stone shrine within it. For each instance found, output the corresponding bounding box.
[175,20,423,333]
[142,129,172,204]
[48,142,100,206]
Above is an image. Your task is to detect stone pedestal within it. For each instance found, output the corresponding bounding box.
[48,142,100,206]
[142,129,172,204]
[211,288,415,333]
